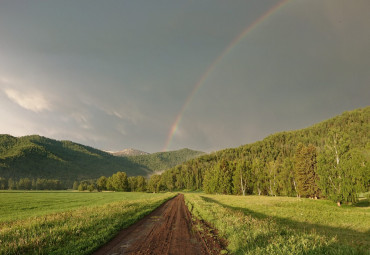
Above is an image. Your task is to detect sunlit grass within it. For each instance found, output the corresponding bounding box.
[0,191,175,255]
[0,190,160,223]
[185,193,369,254]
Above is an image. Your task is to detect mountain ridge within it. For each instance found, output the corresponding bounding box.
[109,148,150,157]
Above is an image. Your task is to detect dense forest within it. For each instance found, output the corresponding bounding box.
[0,135,202,187]
[152,107,370,204]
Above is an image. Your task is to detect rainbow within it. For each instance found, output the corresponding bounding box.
[162,0,290,151]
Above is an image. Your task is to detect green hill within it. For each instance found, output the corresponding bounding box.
[0,135,148,185]
[0,135,204,187]
[158,106,370,203]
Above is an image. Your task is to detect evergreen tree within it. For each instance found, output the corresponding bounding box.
[219,160,233,194]
[294,143,319,198]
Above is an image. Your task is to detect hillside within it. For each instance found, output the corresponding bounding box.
[125,148,205,173]
[0,135,149,185]
[157,106,370,203]
[0,135,205,186]
[110,148,150,157]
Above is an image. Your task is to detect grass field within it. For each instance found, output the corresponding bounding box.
[0,191,175,255]
[0,190,167,223]
[185,193,370,255]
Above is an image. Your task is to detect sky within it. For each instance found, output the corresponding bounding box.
[0,0,369,153]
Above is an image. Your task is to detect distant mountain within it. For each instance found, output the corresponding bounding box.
[110,148,150,157]
[126,148,205,173]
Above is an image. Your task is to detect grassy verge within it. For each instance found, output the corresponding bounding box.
[184,193,369,255]
[0,192,175,255]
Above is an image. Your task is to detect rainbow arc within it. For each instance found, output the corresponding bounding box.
[162,0,290,151]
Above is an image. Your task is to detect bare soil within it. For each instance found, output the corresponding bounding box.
[92,194,225,255]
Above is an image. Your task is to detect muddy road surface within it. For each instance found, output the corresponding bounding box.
[93,194,223,255]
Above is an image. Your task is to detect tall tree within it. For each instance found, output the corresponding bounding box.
[267,160,279,196]
[294,143,319,198]
[128,176,137,192]
[252,158,266,196]
[148,174,162,193]
[280,158,296,196]
[111,172,129,191]
[136,176,147,192]
[97,176,107,191]
[73,181,79,190]
[233,160,253,196]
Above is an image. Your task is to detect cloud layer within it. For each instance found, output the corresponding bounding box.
[0,0,369,152]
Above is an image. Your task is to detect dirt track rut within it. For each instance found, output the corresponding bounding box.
[92,194,222,255]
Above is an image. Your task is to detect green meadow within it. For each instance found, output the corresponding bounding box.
[0,191,175,255]
[0,190,167,223]
[1,191,369,254]
[185,193,370,255]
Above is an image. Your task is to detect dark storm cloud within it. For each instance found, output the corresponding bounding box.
[0,0,369,152]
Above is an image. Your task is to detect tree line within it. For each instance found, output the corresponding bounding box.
[73,171,163,193]
[0,177,64,190]
[149,108,370,205]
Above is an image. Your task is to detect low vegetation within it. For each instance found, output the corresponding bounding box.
[0,191,175,255]
[185,193,369,254]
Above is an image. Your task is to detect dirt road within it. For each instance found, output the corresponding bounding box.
[92,194,224,255]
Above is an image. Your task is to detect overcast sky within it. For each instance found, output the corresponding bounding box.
[0,0,369,153]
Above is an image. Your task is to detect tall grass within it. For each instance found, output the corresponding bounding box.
[185,194,368,255]
[0,192,175,255]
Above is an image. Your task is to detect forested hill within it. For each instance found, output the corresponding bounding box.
[124,148,205,173]
[0,135,149,184]
[158,106,369,204]
[0,135,205,186]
